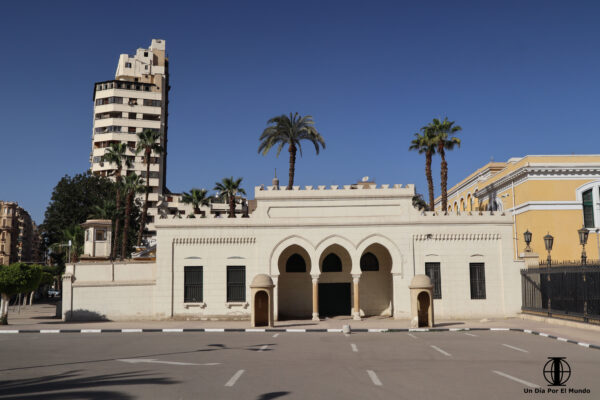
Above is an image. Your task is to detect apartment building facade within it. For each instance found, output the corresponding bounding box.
[0,201,42,265]
[90,39,170,243]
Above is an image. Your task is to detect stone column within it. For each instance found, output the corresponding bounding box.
[272,275,279,321]
[312,275,319,321]
[352,274,361,320]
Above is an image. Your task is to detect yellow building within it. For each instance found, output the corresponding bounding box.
[435,155,600,261]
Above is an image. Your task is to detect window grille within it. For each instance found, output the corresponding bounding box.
[227,266,245,302]
[184,266,203,303]
[470,263,486,299]
[425,262,442,299]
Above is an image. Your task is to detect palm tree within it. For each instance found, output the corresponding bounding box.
[182,188,210,217]
[409,127,437,211]
[103,142,133,259]
[135,129,163,246]
[89,199,116,220]
[214,177,246,218]
[258,113,326,190]
[121,173,145,260]
[429,117,462,211]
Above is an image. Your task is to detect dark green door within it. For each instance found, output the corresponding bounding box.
[318,283,351,316]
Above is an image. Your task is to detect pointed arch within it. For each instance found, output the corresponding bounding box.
[269,235,315,276]
[356,234,403,275]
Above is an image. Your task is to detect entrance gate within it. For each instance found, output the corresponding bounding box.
[318,283,351,316]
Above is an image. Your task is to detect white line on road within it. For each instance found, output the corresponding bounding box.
[492,370,540,388]
[205,328,225,332]
[539,332,549,337]
[430,345,451,357]
[351,343,358,352]
[81,329,101,333]
[246,329,265,332]
[162,328,183,333]
[0,330,18,334]
[272,333,279,338]
[121,329,142,333]
[578,342,590,348]
[557,337,568,342]
[407,333,418,339]
[225,369,245,387]
[40,330,60,333]
[502,344,528,353]
[463,332,477,337]
[258,345,268,352]
[367,370,382,386]
[491,328,509,331]
[117,358,220,366]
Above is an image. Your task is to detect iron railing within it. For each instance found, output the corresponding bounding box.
[521,262,600,323]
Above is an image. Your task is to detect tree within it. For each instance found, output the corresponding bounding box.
[121,173,145,260]
[429,117,462,211]
[103,142,133,259]
[412,193,428,212]
[409,127,437,211]
[258,113,326,190]
[135,129,164,246]
[41,172,117,249]
[214,177,246,218]
[0,263,42,325]
[182,188,210,217]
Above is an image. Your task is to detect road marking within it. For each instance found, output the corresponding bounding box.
[430,345,451,357]
[272,333,279,338]
[367,370,382,386]
[162,328,183,333]
[225,369,245,387]
[286,329,306,332]
[0,330,18,334]
[491,328,509,331]
[122,329,142,333]
[368,328,387,333]
[40,329,60,333]
[557,337,568,342]
[258,345,268,352]
[205,328,225,332]
[118,358,220,366]
[578,342,590,348]
[502,344,528,353]
[463,332,477,337]
[492,370,540,388]
[246,329,265,332]
[539,332,549,337]
[407,333,418,339]
[81,329,101,333]
[327,328,343,332]
[351,343,358,352]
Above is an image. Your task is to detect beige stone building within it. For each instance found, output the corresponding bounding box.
[63,182,523,321]
[0,201,42,265]
[90,39,174,243]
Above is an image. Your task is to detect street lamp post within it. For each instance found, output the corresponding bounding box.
[543,232,554,314]
[578,226,589,265]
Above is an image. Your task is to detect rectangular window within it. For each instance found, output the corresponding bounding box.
[425,262,442,299]
[227,266,246,302]
[469,263,486,299]
[143,99,161,107]
[125,62,132,68]
[95,229,106,241]
[184,266,203,303]
[583,189,595,228]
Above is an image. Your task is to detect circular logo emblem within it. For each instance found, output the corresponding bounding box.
[543,357,571,386]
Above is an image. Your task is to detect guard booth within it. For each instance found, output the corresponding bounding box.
[81,219,112,259]
[250,274,274,327]
[409,275,434,328]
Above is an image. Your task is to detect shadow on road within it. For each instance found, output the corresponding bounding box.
[0,370,178,400]
[257,391,290,399]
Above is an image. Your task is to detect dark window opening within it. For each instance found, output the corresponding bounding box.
[470,263,486,299]
[286,253,306,273]
[360,252,379,271]
[583,189,594,228]
[227,266,245,302]
[184,266,203,302]
[425,262,442,299]
[322,253,342,272]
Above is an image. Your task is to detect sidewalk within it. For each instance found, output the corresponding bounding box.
[3,302,599,347]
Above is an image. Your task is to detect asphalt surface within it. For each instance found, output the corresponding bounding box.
[0,331,598,400]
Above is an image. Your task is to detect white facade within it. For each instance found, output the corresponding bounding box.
[63,183,524,321]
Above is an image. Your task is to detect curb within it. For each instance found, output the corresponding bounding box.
[0,326,599,349]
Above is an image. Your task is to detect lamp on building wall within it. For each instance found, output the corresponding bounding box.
[544,233,554,267]
[578,226,589,265]
[523,229,532,252]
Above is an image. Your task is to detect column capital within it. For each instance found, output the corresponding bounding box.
[352,274,361,283]
[311,274,320,282]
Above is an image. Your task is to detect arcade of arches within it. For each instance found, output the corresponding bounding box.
[276,242,393,320]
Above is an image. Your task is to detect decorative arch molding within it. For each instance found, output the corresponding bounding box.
[269,235,316,276]
[470,253,485,258]
[356,233,403,275]
[575,180,600,201]
[315,234,355,258]
[227,256,245,259]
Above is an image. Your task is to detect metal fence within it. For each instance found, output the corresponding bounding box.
[521,263,600,323]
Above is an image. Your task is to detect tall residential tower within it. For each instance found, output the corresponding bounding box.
[90,39,170,242]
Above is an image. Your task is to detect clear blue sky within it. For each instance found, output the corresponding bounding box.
[1,1,599,224]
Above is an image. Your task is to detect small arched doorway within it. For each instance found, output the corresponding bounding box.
[254,291,269,326]
[417,291,430,327]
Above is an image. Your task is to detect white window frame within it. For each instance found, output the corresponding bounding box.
[576,181,600,229]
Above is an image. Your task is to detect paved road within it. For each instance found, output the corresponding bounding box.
[0,331,597,399]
